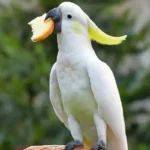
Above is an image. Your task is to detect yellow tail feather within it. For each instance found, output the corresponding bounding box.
[83,136,93,148]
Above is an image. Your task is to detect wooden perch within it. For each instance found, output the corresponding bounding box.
[24,145,88,150]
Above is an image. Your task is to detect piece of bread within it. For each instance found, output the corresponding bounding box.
[28,13,54,42]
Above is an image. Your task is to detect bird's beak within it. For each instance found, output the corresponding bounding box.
[45,7,62,33]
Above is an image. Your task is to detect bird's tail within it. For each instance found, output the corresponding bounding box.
[83,136,93,148]
[107,126,128,150]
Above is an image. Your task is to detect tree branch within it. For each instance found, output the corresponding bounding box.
[24,145,88,150]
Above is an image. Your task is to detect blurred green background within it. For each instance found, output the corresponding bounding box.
[0,0,150,150]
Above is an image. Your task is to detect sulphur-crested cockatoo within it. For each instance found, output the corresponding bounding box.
[45,2,128,150]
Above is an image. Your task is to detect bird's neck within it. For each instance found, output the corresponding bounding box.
[56,32,95,64]
[57,31,93,53]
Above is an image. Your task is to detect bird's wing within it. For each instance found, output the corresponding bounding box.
[86,56,127,149]
[50,63,68,128]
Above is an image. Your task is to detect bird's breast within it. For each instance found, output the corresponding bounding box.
[56,60,97,120]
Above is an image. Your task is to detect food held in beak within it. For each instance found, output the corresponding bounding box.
[28,13,54,42]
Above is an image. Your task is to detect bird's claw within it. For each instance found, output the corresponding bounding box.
[65,140,83,150]
[91,140,106,150]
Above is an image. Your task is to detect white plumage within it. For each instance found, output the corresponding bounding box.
[49,2,128,150]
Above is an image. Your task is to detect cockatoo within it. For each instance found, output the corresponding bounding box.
[44,2,128,150]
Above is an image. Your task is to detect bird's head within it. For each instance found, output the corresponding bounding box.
[45,2,127,45]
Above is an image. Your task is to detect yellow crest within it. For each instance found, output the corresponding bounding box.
[86,15,127,45]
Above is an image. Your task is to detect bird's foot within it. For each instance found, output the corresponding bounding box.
[91,140,106,150]
[65,140,83,150]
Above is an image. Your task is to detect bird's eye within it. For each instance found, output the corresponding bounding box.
[67,14,72,19]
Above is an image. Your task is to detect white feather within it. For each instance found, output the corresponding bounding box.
[50,63,68,128]
[86,56,128,150]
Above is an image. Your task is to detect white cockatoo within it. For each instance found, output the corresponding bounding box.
[44,2,128,150]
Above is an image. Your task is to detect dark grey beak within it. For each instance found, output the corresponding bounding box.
[45,7,62,33]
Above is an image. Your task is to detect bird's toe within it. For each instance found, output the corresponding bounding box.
[65,140,83,150]
[91,140,106,150]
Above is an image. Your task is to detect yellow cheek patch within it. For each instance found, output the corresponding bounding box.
[72,21,82,34]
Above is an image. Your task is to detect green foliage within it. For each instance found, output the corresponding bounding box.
[0,0,150,150]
